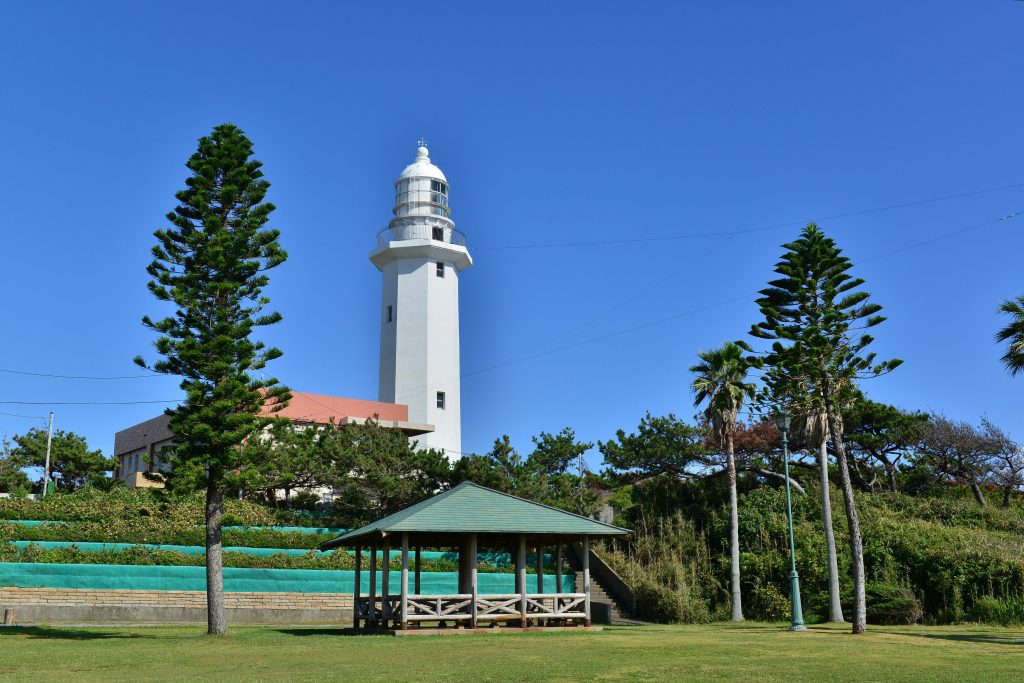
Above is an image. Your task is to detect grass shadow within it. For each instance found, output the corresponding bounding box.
[275,627,387,637]
[0,625,150,640]
[881,630,1024,646]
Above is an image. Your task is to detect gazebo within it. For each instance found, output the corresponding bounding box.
[319,482,631,632]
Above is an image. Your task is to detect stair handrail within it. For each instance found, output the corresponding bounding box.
[572,541,636,616]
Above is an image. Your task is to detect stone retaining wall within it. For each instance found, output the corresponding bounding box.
[0,587,353,624]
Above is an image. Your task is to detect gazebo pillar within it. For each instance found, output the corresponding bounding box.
[414,547,421,594]
[353,544,362,629]
[583,537,592,627]
[516,535,527,628]
[368,545,377,627]
[535,544,544,593]
[555,543,563,591]
[469,533,478,628]
[382,538,391,628]
[400,533,409,630]
[555,542,563,624]
[535,543,544,627]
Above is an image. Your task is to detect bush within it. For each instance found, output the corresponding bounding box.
[599,512,715,623]
[0,521,335,549]
[862,583,923,625]
[966,595,1024,627]
[0,488,276,525]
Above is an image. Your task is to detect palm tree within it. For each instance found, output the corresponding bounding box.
[691,342,756,622]
[996,296,1024,375]
[800,411,844,623]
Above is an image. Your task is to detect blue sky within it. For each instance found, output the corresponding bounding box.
[1,1,1022,467]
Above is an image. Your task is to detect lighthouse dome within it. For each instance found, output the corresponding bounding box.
[392,143,452,224]
[398,145,447,182]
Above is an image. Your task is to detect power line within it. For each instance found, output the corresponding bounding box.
[0,400,179,406]
[0,367,158,380]
[396,207,1024,400]
[0,410,48,420]
[493,235,736,368]
[861,211,1021,264]
[474,181,1024,250]
[4,181,1019,387]
[4,203,1020,410]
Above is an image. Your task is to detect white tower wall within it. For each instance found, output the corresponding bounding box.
[371,145,471,459]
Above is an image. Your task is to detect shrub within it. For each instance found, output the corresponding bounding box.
[0,521,335,549]
[599,512,715,623]
[966,595,1024,627]
[862,583,923,625]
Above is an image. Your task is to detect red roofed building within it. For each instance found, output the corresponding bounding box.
[112,391,434,488]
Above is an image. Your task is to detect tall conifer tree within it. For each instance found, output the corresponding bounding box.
[749,223,900,634]
[136,123,289,635]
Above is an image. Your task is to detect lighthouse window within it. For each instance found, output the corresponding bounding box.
[431,180,447,194]
[436,262,445,278]
[432,226,444,240]
[436,391,446,410]
[386,305,393,323]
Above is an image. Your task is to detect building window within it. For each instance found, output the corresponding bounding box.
[387,305,393,323]
[436,391,446,410]
[432,227,444,240]
[431,180,447,194]
[436,262,444,278]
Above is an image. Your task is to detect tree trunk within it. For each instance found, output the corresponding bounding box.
[818,437,844,623]
[885,463,898,494]
[726,434,743,621]
[1003,487,1011,508]
[846,454,873,492]
[741,467,807,495]
[823,389,867,634]
[969,481,988,508]
[206,481,227,635]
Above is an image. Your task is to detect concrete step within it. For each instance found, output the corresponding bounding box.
[564,546,651,625]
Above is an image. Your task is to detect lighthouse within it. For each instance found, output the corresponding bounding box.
[370,143,472,458]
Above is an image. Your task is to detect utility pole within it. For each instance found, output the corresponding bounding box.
[578,450,586,515]
[42,412,54,497]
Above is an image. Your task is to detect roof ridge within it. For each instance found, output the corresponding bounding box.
[456,481,630,533]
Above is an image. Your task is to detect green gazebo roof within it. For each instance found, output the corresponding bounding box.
[320,482,631,549]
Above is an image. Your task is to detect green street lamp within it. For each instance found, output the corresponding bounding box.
[774,408,806,631]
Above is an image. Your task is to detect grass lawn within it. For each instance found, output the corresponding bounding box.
[1,622,1022,682]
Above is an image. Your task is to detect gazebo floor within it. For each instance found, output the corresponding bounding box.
[388,625,603,637]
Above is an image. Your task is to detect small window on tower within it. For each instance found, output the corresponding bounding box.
[387,305,393,323]
[436,262,444,278]
[432,227,444,241]
[431,180,447,194]
[436,391,446,410]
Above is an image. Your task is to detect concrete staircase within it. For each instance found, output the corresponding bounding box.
[564,545,648,626]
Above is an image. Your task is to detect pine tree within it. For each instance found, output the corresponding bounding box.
[135,123,289,635]
[749,223,901,634]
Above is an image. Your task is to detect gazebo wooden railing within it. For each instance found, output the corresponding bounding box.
[319,482,631,633]
[355,592,589,626]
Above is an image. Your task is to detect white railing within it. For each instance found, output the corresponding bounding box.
[356,592,587,625]
[376,224,468,247]
[405,594,474,622]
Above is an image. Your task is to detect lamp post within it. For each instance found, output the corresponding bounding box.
[774,408,806,631]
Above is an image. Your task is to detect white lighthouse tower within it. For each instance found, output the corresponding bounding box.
[371,142,472,458]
